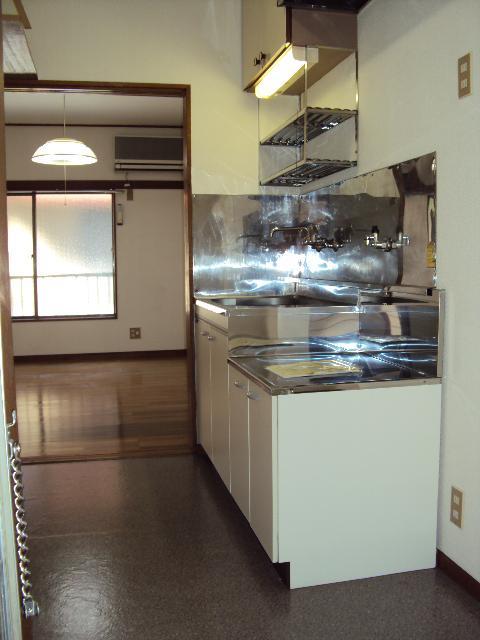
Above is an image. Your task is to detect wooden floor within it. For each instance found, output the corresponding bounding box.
[14,354,193,463]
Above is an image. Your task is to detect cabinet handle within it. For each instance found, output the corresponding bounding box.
[253,51,267,66]
[207,335,215,341]
[234,380,245,389]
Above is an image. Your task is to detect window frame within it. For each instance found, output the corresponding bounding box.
[8,190,118,322]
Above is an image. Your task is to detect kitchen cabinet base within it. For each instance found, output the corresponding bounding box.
[277,384,441,589]
[225,363,441,590]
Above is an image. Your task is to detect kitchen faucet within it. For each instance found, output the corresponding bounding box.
[270,225,311,240]
[269,224,347,252]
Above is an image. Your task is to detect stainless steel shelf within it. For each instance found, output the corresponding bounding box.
[260,107,357,147]
[261,158,357,187]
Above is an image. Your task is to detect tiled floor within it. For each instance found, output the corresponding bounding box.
[24,455,480,640]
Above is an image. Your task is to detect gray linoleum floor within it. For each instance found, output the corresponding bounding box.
[24,455,480,640]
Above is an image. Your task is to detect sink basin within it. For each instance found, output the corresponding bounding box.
[208,295,345,308]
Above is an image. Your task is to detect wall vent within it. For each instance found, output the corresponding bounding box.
[114,136,183,172]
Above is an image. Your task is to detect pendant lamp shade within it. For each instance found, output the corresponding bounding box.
[32,137,98,166]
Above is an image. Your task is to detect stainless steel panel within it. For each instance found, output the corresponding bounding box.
[301,152,436,287]
[227,307,361,355]
[193,193,299,297]
[193,152,436,296]
[196,295,439,357]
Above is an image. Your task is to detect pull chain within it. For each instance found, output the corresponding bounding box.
[7,414,40,618]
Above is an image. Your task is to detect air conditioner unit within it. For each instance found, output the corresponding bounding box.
[114,136,183,172]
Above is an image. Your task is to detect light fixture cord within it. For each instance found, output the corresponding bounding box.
[63,94,67,206]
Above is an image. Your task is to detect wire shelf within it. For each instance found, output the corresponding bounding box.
[261,158,357,187]
[260,107,357,147]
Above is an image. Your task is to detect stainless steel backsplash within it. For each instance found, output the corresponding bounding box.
[193,152,436,297]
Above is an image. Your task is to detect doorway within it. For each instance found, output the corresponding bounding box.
[4,79,195,463]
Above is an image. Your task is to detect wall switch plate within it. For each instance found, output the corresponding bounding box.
[116,202,124,226]
[130,327,141,339]
[450,486,463,528]
[458,53,471,98]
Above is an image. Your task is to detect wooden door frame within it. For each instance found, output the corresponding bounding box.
[4,77,196,459]
[0,15,24,633]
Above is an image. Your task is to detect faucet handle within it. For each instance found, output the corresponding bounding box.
[396,230,410,247]
[365,225,379,247]
[365,226,409,252]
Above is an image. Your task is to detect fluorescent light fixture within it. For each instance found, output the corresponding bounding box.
[255,45,307,99]
[32,138,97,165]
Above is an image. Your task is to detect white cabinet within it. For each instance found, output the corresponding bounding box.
[228,369,278,562]
[227,363,442,589]
[196,319,212,457]
[242,1,357,92]
[242,0,288,90]
[276,385,441,588]
[248,382,278,562]
[210,328,230,488]
[195,319,230,488]
[229,371,250,520]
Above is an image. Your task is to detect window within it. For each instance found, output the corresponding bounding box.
[7,193,116,320]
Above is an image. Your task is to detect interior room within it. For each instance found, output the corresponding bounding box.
[4,90,191,462]
[0,1,479,640]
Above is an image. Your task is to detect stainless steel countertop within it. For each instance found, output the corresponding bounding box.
[228,351,440,396]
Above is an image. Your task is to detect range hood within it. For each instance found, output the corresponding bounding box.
[277,0,370,12]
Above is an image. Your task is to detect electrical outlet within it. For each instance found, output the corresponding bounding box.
[458,53,471,98]
[130,327,141,339]
[450,486,463,528]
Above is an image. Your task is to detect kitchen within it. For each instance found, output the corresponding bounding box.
[0,1,480,639]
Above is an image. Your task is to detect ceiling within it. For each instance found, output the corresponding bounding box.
[4,92,184,127]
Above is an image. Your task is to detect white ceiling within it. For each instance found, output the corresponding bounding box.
[4,92,184,127]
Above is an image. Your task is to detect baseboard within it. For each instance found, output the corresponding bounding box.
[14,349,187,363]
[437,549,480,601]
[23,446,194,465]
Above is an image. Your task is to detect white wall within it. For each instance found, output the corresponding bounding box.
[7,126,186,355]
[356,0,480,582]
[22,0,259,195]
[5,125,182,182]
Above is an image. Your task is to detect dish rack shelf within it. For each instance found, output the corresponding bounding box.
[260,106,357,147]
[261,158,357,187]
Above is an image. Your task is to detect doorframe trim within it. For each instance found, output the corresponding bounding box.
[4,78,196,460]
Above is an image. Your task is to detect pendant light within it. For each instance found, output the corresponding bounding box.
[32,95,97,166]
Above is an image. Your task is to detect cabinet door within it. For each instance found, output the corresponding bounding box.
[195,320,212,458]
[242,0,288,89]
[210,326,230,489]
[228,369,250,520]
[249,381,277,561]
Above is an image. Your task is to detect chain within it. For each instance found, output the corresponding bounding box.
[7,433,40,619]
